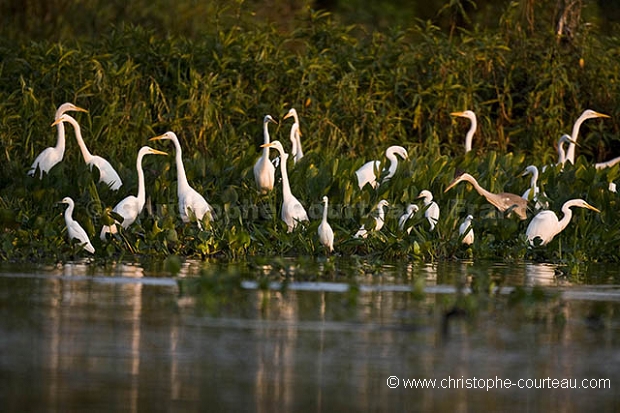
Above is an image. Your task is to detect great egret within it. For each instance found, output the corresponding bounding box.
[59,197,95,254]
[355,146,408,189]
[52,114,123,190]
[459,214,474,245]
[261,140,308,232]
[283,108,304,164]
[417,190,440,231]
[150,131,214,228]
[100,146,167,239]
[254,115,277,194]
[526,199,599,246]
[556,134,573,166]
[398,203,419,234]
[318,196,334,252]
[354,199,389,238]
[451,110,477,153]
[445,173,528,220]
[28,102,88,178]
[521,165,548,210]
[565,109,610,164]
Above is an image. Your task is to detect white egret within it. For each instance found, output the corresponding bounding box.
[459,214,474,245]
[254,115,277,194]
[445,173,528,220]
[28,102,88,178]
[526,199,599,246]
[355,145,408,189]
[556,134,573,166]
[150,131,214,228]
[318,196,334,252]
[451,110,477,153]
[417,190,440,231]
[354,199,389,238]
[565,109,610,164]
[261,140,309,232]
[52,114,123,190]
[283,108,304,164]
[521,165,548,210]
[100,146,167,239]
[595,156,620,170]
[398,203,419,234]
[59,197,95,254]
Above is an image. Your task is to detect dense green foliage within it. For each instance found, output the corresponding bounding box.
[2,4,620,264]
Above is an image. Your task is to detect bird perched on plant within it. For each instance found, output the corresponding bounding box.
[28,102,88,178]
[398,204,419,234]
[354,199,389,238]
[526,199,599,246]
[355,146,408,189]
[459,214,474,245]
[150,131,214,228]
[59,197,95,254]
[254,115,277,194]
[283,108,304,164]
[318,196,334,253]
[417,190,440,231]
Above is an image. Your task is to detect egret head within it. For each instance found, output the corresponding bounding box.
[283,108,298,121]
[522,165,538,177]
[417,190,433,202]
[451,110,476,122]
[579,109,610,121]
[138,146,168,158]
[50,114,75,127]
[377,199,390,209]
[264,115,278,125]
[56,103,87,117]
[571,199,600,213]
[406,204,419,214]
[386,145,408,160]
[59,197,73,205]
[444,173,473,193]
[322,195,328,204]
[261,140,286,156]
[149,131,178,143]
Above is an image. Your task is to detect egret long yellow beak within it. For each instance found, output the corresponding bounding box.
[73,106,88,113]
[594,112,611,118]
[585,203,601,213]
[50,119,62,127]
[450,111,466,117]
[150,149,168,156]
[149,135,168,141]
[260,143,275,148]
[444,179,460,193]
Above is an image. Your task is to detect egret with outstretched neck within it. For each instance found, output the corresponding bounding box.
[565,109,610,164]
[318,196,334,252]
[526,199,599,246]
[451,110,477,153]
[28,103,87,178]
[254,115,277,194]
[355,146,408,189]
[59,197,95,254]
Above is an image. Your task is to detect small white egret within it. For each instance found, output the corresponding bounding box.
[459,214,474,245]
[254,115,277,194]
[52,114,123,190]
[417,190,440,231]
[354,199,389,238]
[556,134,573,166]
[100,146,167,239]
[521,165,548,210]
[28,103,88,178]
[526,199,599,246]
[59,197,95,254]
[261,140,309,232]
[150,131,214,228]
[445,173,528,220]
[283,108,304,164]
[355,146,408,189]
[318,196,334,252]
[451,110,477,153]
[565,109,610,164]
[398,203,419,234]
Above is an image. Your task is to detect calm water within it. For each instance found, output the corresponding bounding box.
[0,259,619,412]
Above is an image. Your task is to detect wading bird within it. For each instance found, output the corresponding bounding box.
[417,190,440,231]
[398,204,419,234]
[451,110,477,153]
[445,173,528,220]
[100,146,167,239]
[52,114,123,190]
[283,108,304,164]
[28,102,88,178]
[150,131,214,228]
[354,199,389,239]
[355,146,408,189]
[254,115,277,194]
[556,134,573,167]
[565,109,610,164]
[521,165,548,210]
[261,140,308,232]
[459,214,474,245]
[59,197,95,254]
[318,196,334,252]
[526,199,599,246]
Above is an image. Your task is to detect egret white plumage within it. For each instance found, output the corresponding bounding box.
[521,165,548,210]
[59,197,95,254]
[254,115,277,194]
[100,146,167,240]
[52,114,123,190]
[355,146,408,189]
[565,109,610,164]
[417,190,440,231]
[28,103,88,178]
[150,131,214,228]
[398,203,419,234]
[451,110,477,153]
[283,108,304,164]
[318,196,334,252]
[556,134,573,166]
[526,199,599,246]
[445,173,528,220]
[261,140,308,232]
[459,214,474,245]
[354,199,389,238]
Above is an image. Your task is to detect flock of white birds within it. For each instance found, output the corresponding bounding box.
[29,103,612,255]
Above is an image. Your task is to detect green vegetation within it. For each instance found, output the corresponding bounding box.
[1,2,620,264]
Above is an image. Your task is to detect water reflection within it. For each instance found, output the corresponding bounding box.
[0,260,618,411]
